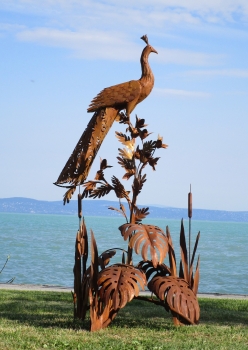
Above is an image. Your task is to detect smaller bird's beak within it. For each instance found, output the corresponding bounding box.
[150,46,158,54]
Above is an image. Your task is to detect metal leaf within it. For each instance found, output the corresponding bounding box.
[62,186,76,204]
[143,140,157,155]
[138,128,151,140]
[115,131,130,142]
[137,260,171,283]
[111,176,130,201]
[119,224,168,268]
[132,175,146,197]
[123,170,136,180]
[90,297,118,332]
[117,112,129,124]
[156,135,168,149]
[89,232,120,332]
[108,203,127,220]
[73,218,89,320]
[179,219,189,283]
[119,157,135,180]
[115,132,135,150]
[82,180,97,198]
[118,147,133,160]
[117,155,135,180]
[81,275,90,320]
[117,156,134,170]
[192,256,200,295]
[100,158,112,170]
[108,206,126,218]
[166,226,177,276]
[135,116,147,129]
[97,264,146,310]
[148,156,160,171]
[148,275,200,325]
[133,206,150,223]
[90,230,99,295]
[189,231,200,286]
[94,170,105,181]
[120,203,126,215]
[98,250,116,270]
[89,183,113,199]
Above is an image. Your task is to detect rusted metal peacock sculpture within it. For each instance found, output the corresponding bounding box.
[55,35,200,332]
[54,35,157,203]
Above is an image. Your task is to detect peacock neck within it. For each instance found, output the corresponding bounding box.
[140,48,154,83]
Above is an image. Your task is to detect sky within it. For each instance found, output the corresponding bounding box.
[0,0,248,211]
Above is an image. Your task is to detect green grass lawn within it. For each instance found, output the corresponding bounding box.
[0,290,247,350]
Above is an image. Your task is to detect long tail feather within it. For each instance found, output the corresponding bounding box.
[55,107,119,189]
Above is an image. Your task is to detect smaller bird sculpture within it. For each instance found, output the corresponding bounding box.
[55,35,158,202]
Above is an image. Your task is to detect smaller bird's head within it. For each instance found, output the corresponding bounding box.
[141,34,158,55]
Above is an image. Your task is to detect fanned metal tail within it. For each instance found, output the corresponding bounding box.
[54,107,119,202]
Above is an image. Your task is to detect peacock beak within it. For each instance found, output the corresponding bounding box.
[150,46,158,54]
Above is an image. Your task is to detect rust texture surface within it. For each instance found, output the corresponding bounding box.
[55,35,200,331]
[54,35,157,204]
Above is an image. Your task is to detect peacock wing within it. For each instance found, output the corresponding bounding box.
[87,80,141,112]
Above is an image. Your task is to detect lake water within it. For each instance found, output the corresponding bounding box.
[0,213,247,295]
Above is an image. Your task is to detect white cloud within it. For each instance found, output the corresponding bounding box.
[16,27,219,65]
[106,0,248,19]
[16,28,141,61]
[1,0,248,27]
[186,69,248,78]
[148,11,200,25]
[90,0,248,25]
[156,48,220,66]
[0,0,245,66]
[1,0,248,53]
[154,87,210,98]
[0,23,26,32]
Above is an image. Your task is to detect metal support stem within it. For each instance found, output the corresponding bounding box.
[188,185,192,281]
[189,217,191,279]
[78,186,82,229]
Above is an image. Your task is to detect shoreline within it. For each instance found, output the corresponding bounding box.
[0,283,247,300]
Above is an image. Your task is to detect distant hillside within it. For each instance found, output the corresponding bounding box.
[1,197,248,222]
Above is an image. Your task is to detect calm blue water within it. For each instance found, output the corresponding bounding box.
[0,213,247,294]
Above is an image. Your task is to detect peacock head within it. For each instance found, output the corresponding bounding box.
[141,34,158,55]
